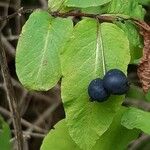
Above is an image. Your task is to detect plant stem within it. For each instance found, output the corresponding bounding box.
[0,7,117,22]
[0,7,122,23]
[0,7,150,32]
[0,35,23,150]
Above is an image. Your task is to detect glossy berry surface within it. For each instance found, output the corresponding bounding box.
[103,69,129,95]
[88,78,110,102]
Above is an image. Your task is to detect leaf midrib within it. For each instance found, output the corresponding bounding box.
[95,21,106,77]
[36,24,51,81]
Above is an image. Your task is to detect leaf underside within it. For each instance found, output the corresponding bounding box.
[121,107,150,134]
[16,10,73,91]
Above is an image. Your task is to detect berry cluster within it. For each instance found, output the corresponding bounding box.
[88,69,129,102]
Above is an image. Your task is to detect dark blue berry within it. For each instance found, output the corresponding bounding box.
[103,69,129,95]
[88,78,110,102]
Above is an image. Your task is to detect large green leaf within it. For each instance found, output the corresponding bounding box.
[40,119,80,150]
[121,107,150,134]
[107,0,145,19]
[0,116,11,150]
[41,108,139,150]
[61,18,130,150]
[93,107,140,150]
[16,10,73,91]
[65,0,111,8]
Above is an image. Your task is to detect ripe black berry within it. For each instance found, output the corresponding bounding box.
[88,78,110,102]
[103,69,129,95]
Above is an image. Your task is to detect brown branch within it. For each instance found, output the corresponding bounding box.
[0,7,34,22]
[14,0,21,34]
[0,7,122,23]
[1,34,16,57]
[133,20,150,32]
[23,132,45,138]
[10,130,46,138]
[0,36,23,150]
[0,0,10,31]
[0,106,47,133]
[128,134,150,150]
[26,102,61,133]
[124,99,150,111]
[51,11,117,22]
[1,7,149,30]
[39,0,48,9]
[11,77,53,104]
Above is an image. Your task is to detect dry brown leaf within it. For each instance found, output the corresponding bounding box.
[135,21,150,92]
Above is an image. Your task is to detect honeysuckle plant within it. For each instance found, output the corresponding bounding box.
[15,0,150,150]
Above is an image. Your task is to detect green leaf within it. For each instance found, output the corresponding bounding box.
[107,0,145,19]
[61,19,130,150]
[0,116,11,150]
[48,0,68,12]
[81,5,108,15]
[145,90,150,102]
[121,107,150,134]
[40,119,80,150]
[41,108,139,150]
[126,85,146,101]
[65,0,111,8]
[133,58,140,65]
[138,0,150,6]
[93,107,140,150]
[116,21,143,62]
[16,10,73,91]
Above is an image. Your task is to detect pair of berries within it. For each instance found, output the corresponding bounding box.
[88,69,129,102]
